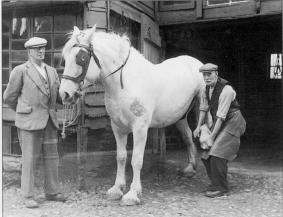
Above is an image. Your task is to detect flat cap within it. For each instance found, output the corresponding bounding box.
[24,37,47,49]
[199,63,218,73]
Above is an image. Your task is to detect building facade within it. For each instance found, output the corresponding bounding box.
[2,0,282,155]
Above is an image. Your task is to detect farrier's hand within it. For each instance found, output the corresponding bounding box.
[193,127,200,138]
[206,135,214,148]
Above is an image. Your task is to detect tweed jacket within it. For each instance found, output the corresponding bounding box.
[3,61,60,130]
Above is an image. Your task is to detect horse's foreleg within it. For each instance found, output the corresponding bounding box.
[121,124,148,206]
[176,118,197,177]
[107,121,128,200]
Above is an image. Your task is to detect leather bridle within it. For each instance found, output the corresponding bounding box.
[61,43,131,88]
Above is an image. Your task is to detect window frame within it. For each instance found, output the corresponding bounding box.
[206,0,250,7]
[269,53,282,80]
[2,6,83,89]
[158,1,195,12]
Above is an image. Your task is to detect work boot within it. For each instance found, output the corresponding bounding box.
[23,198,39,208]
[46,193,67,202]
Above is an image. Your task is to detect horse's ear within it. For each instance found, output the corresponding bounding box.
[85,24,96,42]
[73,26,80,36]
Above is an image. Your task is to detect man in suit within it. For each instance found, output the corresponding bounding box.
[193,63,246,198]
[3,37,66,208]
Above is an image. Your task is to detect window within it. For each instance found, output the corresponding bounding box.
[110,10,141,51]
[159,1,195,11]
[270,53,282,79]
[2,7,81,90]
[207,0,249,6]
[2,19,10,89]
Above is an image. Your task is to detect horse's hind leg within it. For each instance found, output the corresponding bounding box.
[176,118,197,177]
[107,121,128,200]
[121,123,148,206]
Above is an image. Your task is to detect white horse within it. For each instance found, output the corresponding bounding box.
[59,25,205,205]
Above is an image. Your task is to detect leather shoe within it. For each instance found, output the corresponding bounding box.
[24,198,39,208]
[205,190,228,198]
[46,193,67,202]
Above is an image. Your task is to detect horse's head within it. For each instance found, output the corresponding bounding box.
[59,25,101,104]
[59,25,132,103]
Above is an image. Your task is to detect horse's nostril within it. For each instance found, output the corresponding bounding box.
[64,92,70,100]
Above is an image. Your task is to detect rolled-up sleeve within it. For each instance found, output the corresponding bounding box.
[216,85,236,120]
[200,86,209,112]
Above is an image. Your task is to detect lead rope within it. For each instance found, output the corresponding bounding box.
[60,82,95,139]
[61,101,81,139]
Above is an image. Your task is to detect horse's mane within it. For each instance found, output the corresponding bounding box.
[62,29,133,63]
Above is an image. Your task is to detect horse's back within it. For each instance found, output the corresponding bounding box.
[148,55,204,127]
[157,55,202,71]
[153,55,204,92]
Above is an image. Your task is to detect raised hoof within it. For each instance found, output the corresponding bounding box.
[182,165,196,178]
[106,187,123,201]
[120,194,141,206]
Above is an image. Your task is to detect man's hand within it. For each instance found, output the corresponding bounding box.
[205,135,214,148]
[193,127,201,138]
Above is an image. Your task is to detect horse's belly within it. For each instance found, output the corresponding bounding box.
[150,97,193,128]
[149,73,202,127]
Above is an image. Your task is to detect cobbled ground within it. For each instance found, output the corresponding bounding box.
[3,149,283,217]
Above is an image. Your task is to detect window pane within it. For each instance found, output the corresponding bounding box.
[12,17,29,39]
[2,19,10,33]
[270,53,282,79]
[11,51,28,62]
[54,15,76,32]
[2,69,10,84]
[2,52,9,68]
[34,16,52,33]
[208,0,230,4]
[11,40,26,50]
[163,1,190,5]
[44,52,52,65]
[33,34,52,50]
[54,52,64,68]
[54,34,69,50]
[2,35,9,50]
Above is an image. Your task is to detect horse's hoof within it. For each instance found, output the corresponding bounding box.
[183,165,196,178]
[120,194,141,206]
[106,187,123,200]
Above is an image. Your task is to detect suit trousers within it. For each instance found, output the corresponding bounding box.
[17,118,60,198]
[202,156,229,192]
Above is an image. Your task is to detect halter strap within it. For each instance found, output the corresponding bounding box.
[61,43,102,83]
[74,44,102,69]
[103,47,131,89]
[62,42,131,89]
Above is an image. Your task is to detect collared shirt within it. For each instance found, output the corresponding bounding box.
[32,62,47,80]
[200,85,236,120]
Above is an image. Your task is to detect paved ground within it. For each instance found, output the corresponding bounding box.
[3,148,283,217]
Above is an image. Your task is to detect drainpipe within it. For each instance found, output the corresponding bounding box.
[255,0,261,14]
[106,0,110,32]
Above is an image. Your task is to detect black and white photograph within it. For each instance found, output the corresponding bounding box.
[1,0,282,216]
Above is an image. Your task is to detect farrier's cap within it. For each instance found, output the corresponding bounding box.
[199,63,218,73]
[24,37,47,49]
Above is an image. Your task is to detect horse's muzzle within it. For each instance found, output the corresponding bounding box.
[60,91,81,104]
